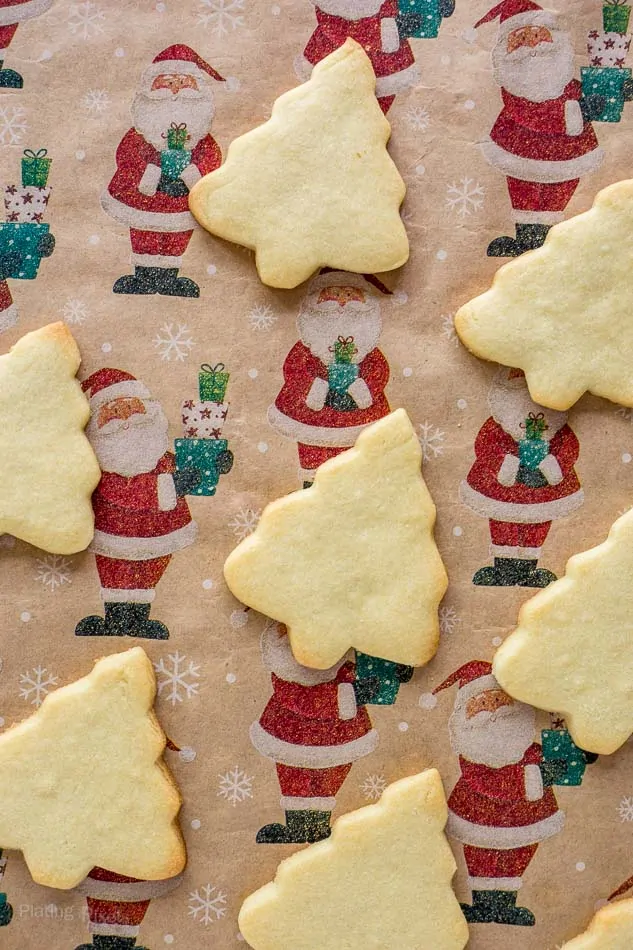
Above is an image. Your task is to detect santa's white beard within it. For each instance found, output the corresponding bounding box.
[297,299,382,364]
[488,374,567,441]
[89,403,170,477]
[493,33,575,102]
[132,92,215,150]
[450,701,536,768]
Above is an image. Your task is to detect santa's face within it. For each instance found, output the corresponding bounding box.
[493,23,575,102]
[449,686,536,767]
[297,287,382,364]
[132,71,215,150]
[89,396,169,477]
[488,367,567,441]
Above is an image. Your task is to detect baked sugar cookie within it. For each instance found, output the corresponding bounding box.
[561,900,633,949]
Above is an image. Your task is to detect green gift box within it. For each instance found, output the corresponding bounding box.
[603,1,631,33]
[161,148,192,180]
[331,336,357,363]
[328,361,359,393]
[355,653,402,706]
[198,363,230,402]
[174,437,233,496]
[166,122,189,149]
[541,729,587,786]
[21,148,52,187]
[0,222,49,279]
[399,0,442,37]
[581,65,632,121]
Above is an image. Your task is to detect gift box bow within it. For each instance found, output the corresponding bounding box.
[4,184,51,223]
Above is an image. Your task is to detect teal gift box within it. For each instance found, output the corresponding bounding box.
[518,438,549,469]
[399,0,442,37]
[581,66,632,122]
[328,361,359,393]
[0,222,49,279]
[174,438,233,496]
[355,653,402,705]
[541,729,587,786]
[161,148,192,180]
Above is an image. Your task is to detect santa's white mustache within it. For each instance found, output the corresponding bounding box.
[91,413,160,438]
[507,42,562,62]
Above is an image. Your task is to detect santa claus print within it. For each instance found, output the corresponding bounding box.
[460,366,583,587]
[251,621,378,844]
[75,368,201,640]
[0,0,54,88]
[475,0,631,257]
[268,270,392,487]
[101,45,226,298]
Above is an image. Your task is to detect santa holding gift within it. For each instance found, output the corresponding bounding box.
[475,0,617,257]
[460,366,583,588]
[268,270,391,487]
[101,45,226,298]
[75,368,201,640]
[251,621,379,844]
[0,0,54,88]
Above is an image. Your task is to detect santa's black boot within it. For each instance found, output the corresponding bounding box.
[0,62,23,88]
[487,223,551,258]
[156,268,200,298]
[75,935,150,950]
[0,893,12,927]
[113,266,163,294]
[518,559,557,588]
[473,557,530,586]
[114,602,170,640]
[461,890,535,926]
[256,810,331,844]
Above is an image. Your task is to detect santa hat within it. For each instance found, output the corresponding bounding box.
[82,368,151,412]
[492,365,528,390]
[141,44,226,90]
[474,0,557,40]
[306,269,394,298]
[432,661,498,703]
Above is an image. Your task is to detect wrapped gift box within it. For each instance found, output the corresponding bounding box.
[181,399,229,439]
[21,148,52,187]
[541,729,587,786]
[161,148,192,180]
[198,363,230,402]
[3,184,51,224]
[174,437,233,496]
[0,222,50,279]
[328,362,359,394]
[518,437,549,469]
[587,29,632,67]
[398,0,442,37]
[355,653,403,706]
[603,0,631,34]
[581,65,632,120]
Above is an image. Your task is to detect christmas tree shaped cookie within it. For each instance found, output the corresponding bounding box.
[0,648,186,889]
[0,322,100,553]
[224,409,447,669]
[188,39,408,289]
[455,179,633,410]
[493,507,633,755]
[238,770,469,950]
[561,900,633,949]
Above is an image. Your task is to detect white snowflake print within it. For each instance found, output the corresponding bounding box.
[440,313,458,346]
[618,795,633,821]
[616,407,633,424]
[0,106,27,148]
[360,773,387,801]
[153,323,195,362]
[439,605,459,636]
[68,1,106,39]
[19,666,59,707]
[61,298,89,325]
[248,303,277,331]
[197,0,244,36]
[81,89,110,113]
[405,105,430,132]
[446,178,485,218]
[228,507,260,540]
[154,653,201,706]
[35,554,73,591]
[417,421,445,462]
[217,766,254,806]
[188,883,228,925]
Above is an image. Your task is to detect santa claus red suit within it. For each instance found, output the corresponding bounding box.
[433,661,565,927]
[460,366,583,587]
[0,0,53,88]
[75,368,200,640]
[476,0,609,257]
[268,270,391,486]
[101,45,224,297]
[251,621,378,843]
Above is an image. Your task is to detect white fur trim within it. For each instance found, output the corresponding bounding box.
[157,472,178,511]
[565,99,584,137]
[491,545,542,560]
[347,377,372,409]
[482,138,604,183]
[91,924,139,938]
[138,162,162,196]
[447,809,565,849]
[524,763,544,802]
[88,379,151,410]
[0,0,54,26]
[0,303,18,333]
[77,874,183,901]
[131,252,183,268]
[381,17,400,53]
[539,454,563,485]
[140,60,220,87]
[468,876,523,892]
[260,622,349,685]
[101,587,156,604]
[375,62,420,97]
[180,163,202,189]
[513,209,564,224]
[306,377,329,411]
[455,674,499,703]
[459,480,585,523]
[309,0,383,19]
[497,10,557,39]
[497,454,520,487]
[281,796,336,811]
[338,682,357,720]
[268,403,370,447]
[250,721,378,767]
[89,521,197,559]
[101,189,197,232]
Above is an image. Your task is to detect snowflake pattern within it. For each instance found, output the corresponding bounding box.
[618,795,633,821]
[616,406,633,424]
[61,298,89,325]
[446,178,485,217]
[360,773,387,801]
[440,312,458,346]
[228,507,260,540]
[68,1,106,39]
[439,605,459,635]
[35,554,73,591]
[19,666,58,707]
[417,421,445,462]
[248,303,277,331]
[153,323,195,362]
[188,883,228,925]
[405,105,430,132]
[0,106,27,148]
[154,653,201,706]
[197,0,244,35]
[218,766,254,806]
[81,88,110,113]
